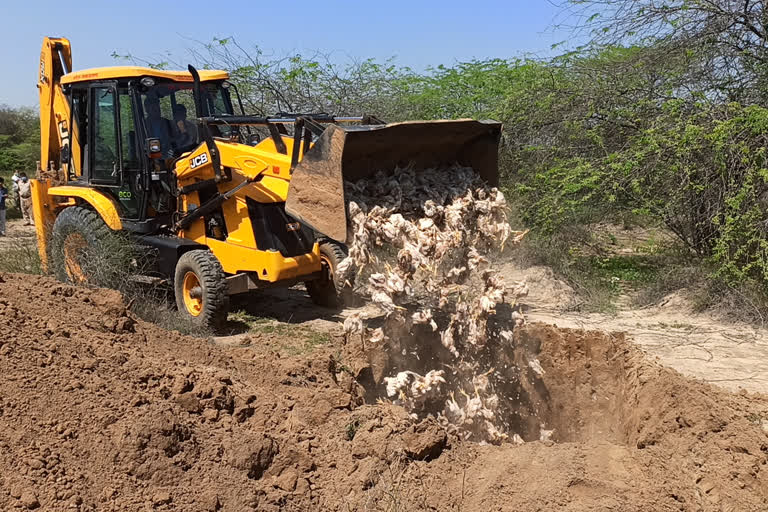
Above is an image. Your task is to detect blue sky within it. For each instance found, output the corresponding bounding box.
[2,0,572,107]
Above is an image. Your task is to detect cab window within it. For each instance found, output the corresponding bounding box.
[138,81,234,159]
[69,88,88,178]
[116,88,142,219]
[91,86,119,183]
[119,88,140,170]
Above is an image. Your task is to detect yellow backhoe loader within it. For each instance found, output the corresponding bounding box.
[33,36,502,329]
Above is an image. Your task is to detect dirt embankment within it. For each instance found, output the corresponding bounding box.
[0,273,766,511]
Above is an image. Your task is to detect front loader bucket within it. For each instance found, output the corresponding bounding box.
[285,119,502,243]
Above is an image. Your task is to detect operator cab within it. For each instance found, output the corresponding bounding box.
[60,67,235,232]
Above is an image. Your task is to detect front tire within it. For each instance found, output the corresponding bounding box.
[50,206,114,285]
[306,240,352,308]
[174,250,229,330]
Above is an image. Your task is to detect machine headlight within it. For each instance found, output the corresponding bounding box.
[140,76,156,87]
[221,80,231,89]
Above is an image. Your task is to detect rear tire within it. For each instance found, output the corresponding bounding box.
[174,250,229,330]
[50,206,114,285]
[306,240,352,308]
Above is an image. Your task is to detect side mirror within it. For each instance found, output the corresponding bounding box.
[146,137,162,159]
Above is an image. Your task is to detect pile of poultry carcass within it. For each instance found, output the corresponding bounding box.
[337,165,529,443]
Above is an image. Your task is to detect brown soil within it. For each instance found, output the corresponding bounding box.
[0,273,767,511]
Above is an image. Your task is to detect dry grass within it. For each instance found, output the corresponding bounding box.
[226,309,331,354]
[0,227,212,337]
[81,235,215,337]
[0,238,42,274]
[509,217,768,326]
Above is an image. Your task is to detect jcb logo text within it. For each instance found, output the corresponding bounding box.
[190,153,209,169]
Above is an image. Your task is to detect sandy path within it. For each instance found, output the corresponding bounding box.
[0,218,36,249]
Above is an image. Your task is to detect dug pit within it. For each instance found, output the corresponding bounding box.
[378,322,768,511]
[362,313,734,449]
[496,323,635,445]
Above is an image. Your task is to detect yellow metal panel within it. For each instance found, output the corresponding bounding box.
[175,140,300,188]
[178,191,207,243]
[180,218,207,242]
[171,138,320,282]
[218,173,290,203]
[61,67,228,84]
[231,154,269,176]
[175,144,215,182]
[30,180,56,271]
[249,176,290,202]
[206,238,321,281]
[47,186,122,230]
[218,140,293,180]
[221,194,256,247]
[39,37,75,175]
[69,114,82,177]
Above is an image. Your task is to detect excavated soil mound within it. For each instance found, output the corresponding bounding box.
[0,273,766,511]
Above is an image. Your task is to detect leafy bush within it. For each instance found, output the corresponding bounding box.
[0,105,39,176]
[498,68,768,289]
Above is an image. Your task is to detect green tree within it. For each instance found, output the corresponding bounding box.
[0,105,39,177]
[561,0,768,103]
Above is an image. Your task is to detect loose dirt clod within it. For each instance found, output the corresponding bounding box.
[20,490,39,510]
[0,271,767,510]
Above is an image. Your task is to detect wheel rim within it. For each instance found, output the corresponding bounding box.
[319,254,334,285]
[63,233,87,283]
[182,271,204,317]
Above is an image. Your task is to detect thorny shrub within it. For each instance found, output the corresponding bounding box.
[515,101,768,288]
[51,227,212,336]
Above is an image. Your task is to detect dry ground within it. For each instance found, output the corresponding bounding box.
[1,219,768,510]
[1,273,767,511]
[0,219,36,250]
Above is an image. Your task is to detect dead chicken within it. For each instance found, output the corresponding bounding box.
[384,370,446,411]
[340,165,530,444]
[342,312,365,349]
[411,309,438,331]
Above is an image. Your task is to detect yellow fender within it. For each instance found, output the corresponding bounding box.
[47,186,123,230]
[31,182,123,272]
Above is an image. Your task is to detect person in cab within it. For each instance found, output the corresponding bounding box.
[143,96,174,159]
[172,104,198,152]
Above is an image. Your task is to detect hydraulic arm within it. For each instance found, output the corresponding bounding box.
[38,36,72,176]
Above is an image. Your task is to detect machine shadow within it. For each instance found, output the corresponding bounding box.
[227,285,345,330]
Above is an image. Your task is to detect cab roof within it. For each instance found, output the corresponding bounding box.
[60,66,229,84]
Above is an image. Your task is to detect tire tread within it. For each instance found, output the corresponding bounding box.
[174,250,229,330]
[50,206,113,283]
[306,240,350,308]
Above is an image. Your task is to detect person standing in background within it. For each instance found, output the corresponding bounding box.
[0,177,7,236]
[11,170,20,210]
[17,173,34,226]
